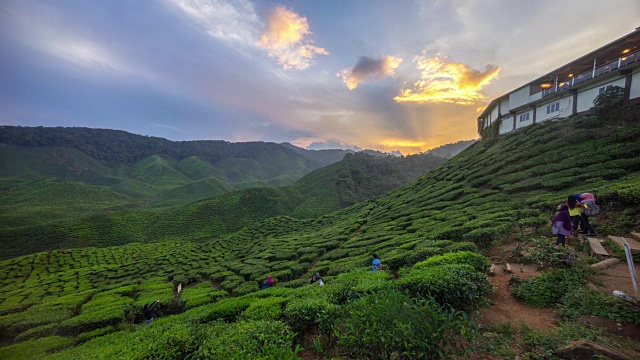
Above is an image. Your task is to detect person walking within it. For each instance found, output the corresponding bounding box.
[567,194,583,234]
[143,299,160,325]
[552,204,572,246]
[579,193,597,236]
[371,253,382,272]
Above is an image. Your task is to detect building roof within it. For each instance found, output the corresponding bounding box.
[478,26,640,119]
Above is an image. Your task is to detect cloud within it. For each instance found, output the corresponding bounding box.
[394,53,499,105]
[167,0,260,47]
[340,56,403,90]
[257,5,327,70]
[150,123,186,133]
[306,139,362,151]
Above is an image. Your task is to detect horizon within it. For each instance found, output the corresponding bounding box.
[1,1,639,154]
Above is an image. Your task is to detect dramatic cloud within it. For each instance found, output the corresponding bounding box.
[340,56,403,90]
[306,140,362,151]
[394,53,500,105]
[257,5,327,70]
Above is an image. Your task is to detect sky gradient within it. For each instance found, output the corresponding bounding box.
[1,1,639,154]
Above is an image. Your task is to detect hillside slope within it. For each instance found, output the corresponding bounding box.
[0,114,639,358]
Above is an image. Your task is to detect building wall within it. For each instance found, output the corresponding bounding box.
[630,69,640,101]
[576,77,626,112]
[490,103,499,121]
[537,95,573,123]
[499,115,514,134]
[529,90,542,103]
[500,97,510,115]
[508,87,530,110]
[515,110,533,129]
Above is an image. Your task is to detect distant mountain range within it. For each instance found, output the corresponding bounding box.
[0,126,473,258]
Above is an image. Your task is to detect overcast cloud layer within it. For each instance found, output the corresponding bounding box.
[1,0,639,154]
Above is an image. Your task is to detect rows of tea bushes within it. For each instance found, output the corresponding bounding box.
[0,254,490,359]
[0,113,639,357]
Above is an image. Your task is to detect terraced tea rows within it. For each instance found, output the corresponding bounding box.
[0,114,639,358]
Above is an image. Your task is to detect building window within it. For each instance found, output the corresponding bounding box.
[546,102,559,114]
[598,85,613,95]
[519,113,530,122]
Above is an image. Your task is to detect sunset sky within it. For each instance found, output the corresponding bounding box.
[1,1,639,154]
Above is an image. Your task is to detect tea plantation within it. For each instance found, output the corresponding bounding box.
[0,113,639,358]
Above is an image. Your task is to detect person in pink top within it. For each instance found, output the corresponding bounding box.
[579,193,596,236]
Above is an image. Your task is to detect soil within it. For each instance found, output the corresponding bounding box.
[591,261,639,296]
[477,262,558,332]
[477,235,640,357]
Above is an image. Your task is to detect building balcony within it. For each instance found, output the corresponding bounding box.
[541,49,640,98]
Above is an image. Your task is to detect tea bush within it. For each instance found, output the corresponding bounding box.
[283,297,338,335]
[241,297,287,321]
[413,251,490,273]
[558,287,640,324]
[510,267,588,307]
[0,336,74,360]
[397,264,492,310]
[336,289,471,359]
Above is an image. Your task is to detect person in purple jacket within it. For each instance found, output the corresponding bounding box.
[551,204,572,246]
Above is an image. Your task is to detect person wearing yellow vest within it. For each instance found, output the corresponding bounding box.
[567,194,584,234]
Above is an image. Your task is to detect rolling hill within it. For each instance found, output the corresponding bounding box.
[0,111,639,358]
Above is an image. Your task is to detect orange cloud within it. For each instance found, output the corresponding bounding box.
[394,54,499,105]
[340,55,403,90]
[258,6,327,70]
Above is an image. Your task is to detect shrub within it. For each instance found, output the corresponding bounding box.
[241,297,287,321]
[178,283,228,310]
[0,336,74,360]
[523,238,578,269]
[396,264,492,310]
[510,267,588,307]
[324,270,394,304]
[208,298,256,323]
[558,287,640,324]
[192,320,299,359]
[336,289,472,359]
[283,297,337,335]
[414,251,490,273]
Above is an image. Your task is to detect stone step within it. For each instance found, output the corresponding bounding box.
[631,232,640,242]
[588,237,609,257]
[608,235,640,252]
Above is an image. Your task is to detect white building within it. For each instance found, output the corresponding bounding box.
[478,27,640,136]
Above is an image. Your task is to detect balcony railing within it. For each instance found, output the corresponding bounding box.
[541,49,640,97]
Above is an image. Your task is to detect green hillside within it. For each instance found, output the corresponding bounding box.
[0,114,639,358]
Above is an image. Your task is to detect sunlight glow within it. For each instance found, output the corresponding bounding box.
[394,54,500,105]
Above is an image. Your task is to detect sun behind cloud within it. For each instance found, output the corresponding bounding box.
[395,53,500,105]
[340,55,403,90]
[258,6,327,70]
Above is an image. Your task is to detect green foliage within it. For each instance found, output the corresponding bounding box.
[0,336,74,360]
[191,320,300,359]
[510,267,588,307]
[208,298,256,323]
[241,297,287,321]
[336,289,472,359]
[178,283,228,310]
[523,238,578,269]
[592,85,625,120]
[413,251,490,272]
[283,297,338,335]
[558,287,640,324]
[397,264,492,310]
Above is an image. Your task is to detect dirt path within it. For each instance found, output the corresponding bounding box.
[477,263,558,332]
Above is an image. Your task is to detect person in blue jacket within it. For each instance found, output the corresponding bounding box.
[371,253,382,272]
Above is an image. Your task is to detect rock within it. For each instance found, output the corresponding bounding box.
[556,339,633,360]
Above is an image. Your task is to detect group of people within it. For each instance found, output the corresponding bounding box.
[552,192,598,246]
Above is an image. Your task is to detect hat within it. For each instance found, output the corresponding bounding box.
[315,272,320,276]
